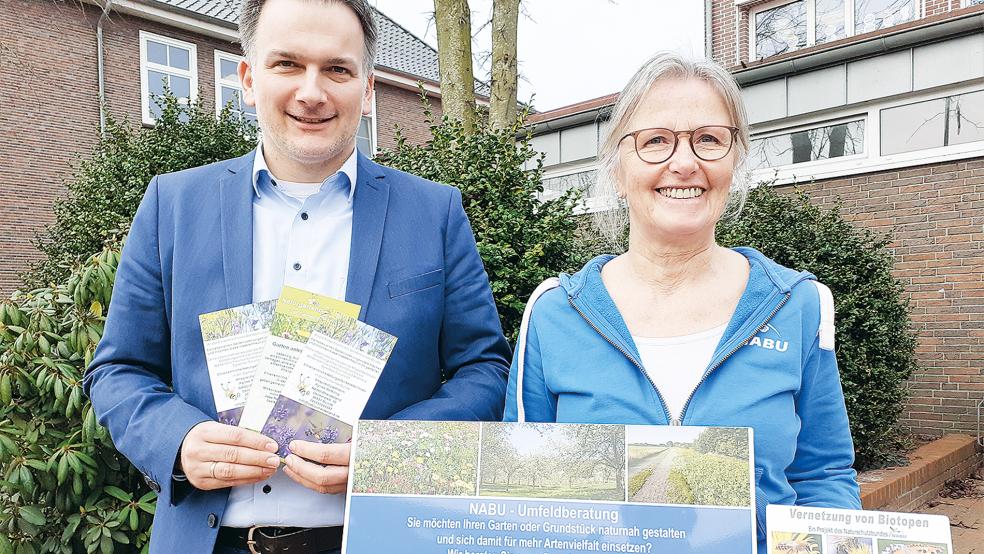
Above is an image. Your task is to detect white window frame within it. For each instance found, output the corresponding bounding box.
[356,89,377,157]
[139,31,198,125]
[749,80,984,185]
[748,0,922,62]
[213,49,253,122]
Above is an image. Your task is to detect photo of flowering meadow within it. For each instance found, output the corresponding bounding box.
[351,420,480,496]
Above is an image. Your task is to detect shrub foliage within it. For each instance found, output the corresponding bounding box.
[376,107,584,341]
[0,241,155,553]
[28,95,256,287]
[717,185,919,470]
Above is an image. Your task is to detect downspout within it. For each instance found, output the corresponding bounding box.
[705,0,713,60]
[97,0,114,138]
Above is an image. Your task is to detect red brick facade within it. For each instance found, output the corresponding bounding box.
[709,0,984,436]
[0,0,442,294]
[777,160,984,436]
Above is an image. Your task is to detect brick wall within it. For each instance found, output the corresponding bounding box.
[775,158,984,436]
[710,0,738,68]
[373,83,443,152]
[0,0,444,296]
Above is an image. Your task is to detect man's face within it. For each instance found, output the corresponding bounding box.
[240,0,374,179]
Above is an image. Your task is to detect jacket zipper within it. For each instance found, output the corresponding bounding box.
[675,292,791,425]
[567,297,674,425]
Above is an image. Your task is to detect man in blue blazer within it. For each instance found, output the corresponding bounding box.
[83,0,510,552]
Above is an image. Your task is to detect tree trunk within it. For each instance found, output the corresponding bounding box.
[489,0,519,129]
[434,0,477,134]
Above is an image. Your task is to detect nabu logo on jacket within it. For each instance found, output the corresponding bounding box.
[748,323,789,352]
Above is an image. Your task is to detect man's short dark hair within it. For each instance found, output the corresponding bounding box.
[239,0,378,76]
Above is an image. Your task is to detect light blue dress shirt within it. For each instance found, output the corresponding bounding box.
[222,143,357,528]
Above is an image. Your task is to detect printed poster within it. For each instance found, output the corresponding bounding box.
[238,287,360,431]
[260,309,397,457]
[343,422,757,553]
[199,299,277,425]
[767,505,953,554]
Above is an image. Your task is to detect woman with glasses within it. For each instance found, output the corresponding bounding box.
[504,52,861,549]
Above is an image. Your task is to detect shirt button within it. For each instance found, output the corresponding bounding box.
[263,484,272,494]
[207,513,218,528]
[293,263,301,271]
[300,212,309,220]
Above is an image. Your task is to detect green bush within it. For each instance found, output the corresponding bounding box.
[717,185,918,471]
[0,241,154,553]
[27,94,256,287]
[376,105,584,342]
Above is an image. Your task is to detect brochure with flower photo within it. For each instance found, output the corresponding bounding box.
[199,299,277,425]
[260,311,397,457]
[237,287,360,432]
[766,505,952,554]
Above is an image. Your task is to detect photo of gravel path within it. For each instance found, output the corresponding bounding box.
[626,426,752,507]
[629,446,678,502]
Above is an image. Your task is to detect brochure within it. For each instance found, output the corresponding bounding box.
[343,422,757,554]
[766,504,953,554]
[260,310,397,457]
[199,299,277,425]
[237,287,360,432]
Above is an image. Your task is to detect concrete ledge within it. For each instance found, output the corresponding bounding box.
[859,434,983,512]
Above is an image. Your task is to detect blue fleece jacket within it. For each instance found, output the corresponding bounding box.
[504,247,861,548]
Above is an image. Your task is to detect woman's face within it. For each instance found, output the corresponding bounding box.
[617,78,737,243]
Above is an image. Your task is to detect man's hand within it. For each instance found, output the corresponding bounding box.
[179,421,281,490]
[282,441,351,494]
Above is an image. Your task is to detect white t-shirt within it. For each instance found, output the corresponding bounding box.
[632,323,727,422]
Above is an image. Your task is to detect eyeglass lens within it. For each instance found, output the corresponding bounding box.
[635,126,734,163]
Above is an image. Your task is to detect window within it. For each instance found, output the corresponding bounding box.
[214,50,256,124]
[854,0,916,35]
[754,1,807,59]
[356,115,374,156]
[139,31,197,125]
[749,119,865,169]
[750,0,915,60]
[881,89,984,155]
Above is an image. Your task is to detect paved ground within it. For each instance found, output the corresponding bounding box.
[918,465,984,554]
[630,448,678,503]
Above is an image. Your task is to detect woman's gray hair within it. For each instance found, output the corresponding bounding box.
[593,51,751,252]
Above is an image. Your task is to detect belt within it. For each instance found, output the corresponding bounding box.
[216,526,344,554]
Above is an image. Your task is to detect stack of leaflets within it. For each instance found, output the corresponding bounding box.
[199,287,397,456]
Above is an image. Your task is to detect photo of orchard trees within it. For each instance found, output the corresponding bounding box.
[627,426,752,507]
[478,422,625,501]
[351,420,480,496]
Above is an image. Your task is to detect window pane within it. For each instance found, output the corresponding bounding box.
[171,75,191,100]
[169,45,190,71]
[356,116,372,155]
[147,40,167,65]
[542,169,600,198]
[880,98,946,155]
[148,70,167,97]
[947,90,984,146]
[815,0,846,44]
[220,86,239,108]
[220,59,239,82]
[750,120,864,169]
[755,1,807,59]
[855,0,914,35]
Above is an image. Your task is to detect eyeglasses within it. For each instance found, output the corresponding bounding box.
[620,126,739,164]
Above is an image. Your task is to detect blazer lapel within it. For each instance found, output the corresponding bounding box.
[219,151,256,308]
[346,153,390,319]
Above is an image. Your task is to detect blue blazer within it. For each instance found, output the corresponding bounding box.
[83,151,511,553]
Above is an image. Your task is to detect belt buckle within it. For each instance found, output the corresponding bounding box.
[246,526,261,554]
